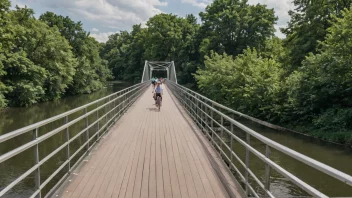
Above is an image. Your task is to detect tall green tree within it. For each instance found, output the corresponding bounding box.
[1,6,76,106]
[0,0,11,107]
[102,31,133,80]
[199,0,277,57]
[40,12,111,94]
[281,0,352,71]
[195,49,282,120]
[143,13,200,84]
[284,8,352,143]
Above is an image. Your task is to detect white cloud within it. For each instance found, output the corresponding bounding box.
[90,31,117,42]
[20,0,167,30]
[182,0,208,8]
[91,28,99,32]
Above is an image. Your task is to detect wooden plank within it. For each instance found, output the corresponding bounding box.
[69,128,123,198]
[113,108,149,198]
[117,106,149,198]
[159,110,173,198]
[155,108,165,198]
[168,111,199,198]
[55,85,244,198]
[81,122,130,198]
[91,114,139,198]
[164,111,190,198]
[140,109,154,198]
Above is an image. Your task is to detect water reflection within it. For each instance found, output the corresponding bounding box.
[0,82,132,198]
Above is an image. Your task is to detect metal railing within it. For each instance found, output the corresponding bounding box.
[0,81,149,198]
[166,80,352,198]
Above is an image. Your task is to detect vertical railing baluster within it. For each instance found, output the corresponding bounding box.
[220,116,224,158]
[106,97,109,126]
[201,102,204,132]
[205,104,208,137]
[118,92,121,118]
[97,103,100,139]
[265,145,271,196]
[84,107,89,151]
[245,133,250,196]
[114,94,117,121]
[211,103,214,146]
[230,122,233,168]
[33,128,41,198]
[196,96,199,126]
[65,116,70,173]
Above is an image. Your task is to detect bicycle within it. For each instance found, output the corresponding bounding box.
[156,95,161,111]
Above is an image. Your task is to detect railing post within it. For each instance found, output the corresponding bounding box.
[245,133,250,196]
[65,116,70,173]
[265,145,271,195]
[106,97,109,125]
[201,102,204,131]
[33,128,41,198]
[196,96,199,125]
[220,116,224,157]
[205,104,209,137]
[114,95,117,121]
[211,103,214,145]
[97,103,100,139]
[124,89,127,111]
[230,122,233,168]
[84,107,89,151]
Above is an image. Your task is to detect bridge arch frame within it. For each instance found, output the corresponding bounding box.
[141,61,177,83]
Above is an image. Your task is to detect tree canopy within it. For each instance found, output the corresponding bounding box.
[0,1,111,107]
[2,0,352,144]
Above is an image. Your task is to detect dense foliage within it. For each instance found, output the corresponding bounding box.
[2,0,352,144]
[0,1,111,107]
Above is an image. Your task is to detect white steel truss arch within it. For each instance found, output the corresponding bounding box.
[141,61,177,83]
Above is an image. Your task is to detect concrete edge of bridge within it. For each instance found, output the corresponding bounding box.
[167,86,246,198]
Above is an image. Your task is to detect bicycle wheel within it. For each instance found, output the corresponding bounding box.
[157,96,161,111]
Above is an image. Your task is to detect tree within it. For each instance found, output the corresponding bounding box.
[195,49,282,120]
[1,6,76,106]
[281,0,352,71]
[199,0,277,57]
[102,31,133,80]
[285,8,352,142]
[40,12,111,94]
[143,13,200,84]
[0,0,11,107]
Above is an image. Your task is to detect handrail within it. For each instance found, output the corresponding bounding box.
[0,81,149,198]
[166,80,352,198]
[0,83,143,144]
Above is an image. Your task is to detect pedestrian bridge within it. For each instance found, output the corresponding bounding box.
[1,61,352,198]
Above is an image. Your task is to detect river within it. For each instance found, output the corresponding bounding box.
[226,115,352,197]
[1,82,352,197]
[0,81,132,198]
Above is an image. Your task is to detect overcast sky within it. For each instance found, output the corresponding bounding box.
[11,0,295,42]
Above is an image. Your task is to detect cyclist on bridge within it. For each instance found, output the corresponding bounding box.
[151,77,156,90]
[153,80,163,105]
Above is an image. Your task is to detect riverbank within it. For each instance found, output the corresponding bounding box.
[0,82,132,135]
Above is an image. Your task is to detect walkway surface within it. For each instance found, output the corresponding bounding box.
[54,85,242,198]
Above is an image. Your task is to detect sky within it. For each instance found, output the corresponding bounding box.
[10,0,295,42]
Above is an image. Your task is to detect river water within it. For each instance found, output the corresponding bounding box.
[0,82,132,198]
[223,116,352,197]
[1,82,352,197]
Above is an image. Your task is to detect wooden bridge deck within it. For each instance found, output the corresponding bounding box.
[54,85,243,198]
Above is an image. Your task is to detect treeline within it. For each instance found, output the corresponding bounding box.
[101,0,352,144]
[0,0,111,107]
